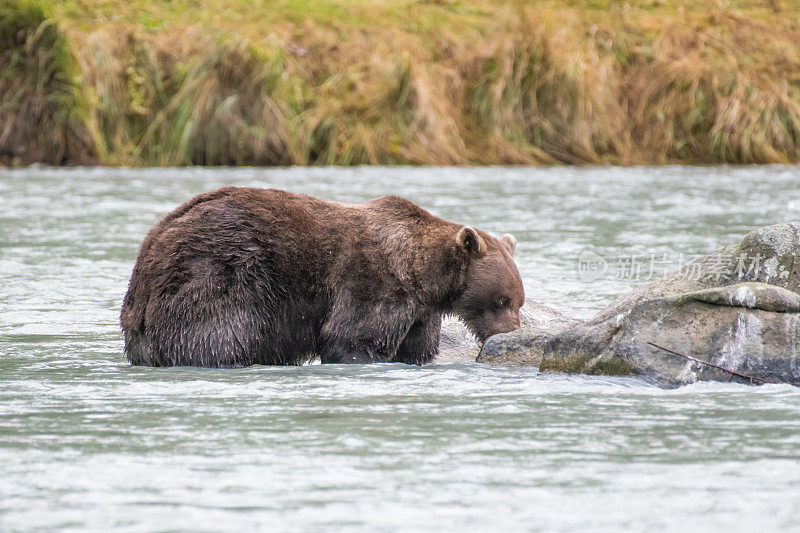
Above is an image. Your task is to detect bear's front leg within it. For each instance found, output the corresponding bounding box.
[319,346,380,364]
[393,315,442,366]
[318,325,403,364]
[319,293,415,364]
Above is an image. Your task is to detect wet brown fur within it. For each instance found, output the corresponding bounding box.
[120,188,524,366]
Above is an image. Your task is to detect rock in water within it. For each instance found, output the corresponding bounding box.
[479,221,800,387]
[476,303,580,366]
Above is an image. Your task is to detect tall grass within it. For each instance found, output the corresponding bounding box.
[622,10,800,163]
[286,25,467,165]
[4,0,800,166]
[460,10,625,164]
[0,0,94,165]
[77,29,293,165]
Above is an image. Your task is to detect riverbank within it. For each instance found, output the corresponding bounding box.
[3,0,800,166]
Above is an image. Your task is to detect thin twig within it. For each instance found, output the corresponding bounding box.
[647,341,776,386]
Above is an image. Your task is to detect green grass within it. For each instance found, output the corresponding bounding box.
[0,0,95,165]
[4,0,800,166]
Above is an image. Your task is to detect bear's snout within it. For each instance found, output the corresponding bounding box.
[471,309,522,343]
[494,311,522,336]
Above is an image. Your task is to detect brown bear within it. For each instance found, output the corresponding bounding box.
[120,187,524,367]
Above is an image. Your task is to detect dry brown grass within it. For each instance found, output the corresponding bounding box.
[284,23,468,165]
[622,10,800,163]
[456,9,626,164]
[4,0,800,166]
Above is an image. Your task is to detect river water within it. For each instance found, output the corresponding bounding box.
[1,166,799,531]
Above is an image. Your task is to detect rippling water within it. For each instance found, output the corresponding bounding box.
[2,166,800,531]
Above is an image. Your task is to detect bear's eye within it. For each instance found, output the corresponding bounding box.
[496,298,510,309]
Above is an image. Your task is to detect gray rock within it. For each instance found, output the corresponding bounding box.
[480,221,800,387]
[674,283,800,313]
[476,303,579,366]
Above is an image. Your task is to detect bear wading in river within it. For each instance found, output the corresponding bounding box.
[120,187,524,367]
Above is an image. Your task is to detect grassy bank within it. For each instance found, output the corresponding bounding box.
[3,0,800,166]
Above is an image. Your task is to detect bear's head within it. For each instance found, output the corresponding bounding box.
[452,226,525,342]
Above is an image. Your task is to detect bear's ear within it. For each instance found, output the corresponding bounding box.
[501,234,517,255]
[456,226,487,257]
